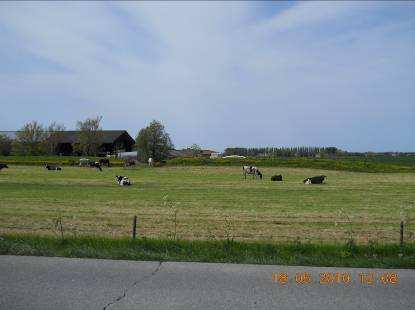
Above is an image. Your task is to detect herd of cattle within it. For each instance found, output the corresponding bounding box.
[0,159,132,186]
[0,161,327,185]
[243,165,326,184]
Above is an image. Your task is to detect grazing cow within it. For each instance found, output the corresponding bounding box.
[99,158,110,167]
[89,161,102,171]
[45,164,61,171]
[303,175,326,184]
[271,174,283,181]
[115,175,131,186]
[0,163,8,171]
[148,157,153,167]
[79,158,90,167]
[243,166,263,179]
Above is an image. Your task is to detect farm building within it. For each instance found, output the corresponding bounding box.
[0,130,135,156]
[55,130,135,155]
[201,150,220,158]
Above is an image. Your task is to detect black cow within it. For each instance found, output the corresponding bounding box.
[99,158,110,167]
[45,164,61,171]
[89,161,102,171]
[303,175,326,184]
[0,163,8,171]
[271,174,283,181]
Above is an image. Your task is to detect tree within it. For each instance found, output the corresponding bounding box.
[0,134,12,156]
[75,116,103,156]
[189,144,202,157]
[14,121,46,155]
[135,120,173,162]
[324,147,338,157]
[44,122,66,155]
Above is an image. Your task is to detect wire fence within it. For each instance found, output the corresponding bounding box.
[1,212,413,246]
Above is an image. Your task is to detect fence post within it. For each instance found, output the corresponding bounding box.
[132,215,137,240]
[400,221,404,252]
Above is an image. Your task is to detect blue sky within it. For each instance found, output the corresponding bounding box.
[0,1,414,152]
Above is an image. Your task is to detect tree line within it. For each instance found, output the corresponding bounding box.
[223,146,342,158]
[0,117,104,156]
[0,118,174,161]
[1,117,347,160]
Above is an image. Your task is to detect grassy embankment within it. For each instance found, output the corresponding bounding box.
[1,234,414,268]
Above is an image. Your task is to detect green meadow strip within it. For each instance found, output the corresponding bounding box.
[1,234,414,268]
[166,157,415,173]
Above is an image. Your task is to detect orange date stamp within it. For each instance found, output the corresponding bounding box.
[272,271,398,285]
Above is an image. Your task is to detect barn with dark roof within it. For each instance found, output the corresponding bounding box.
[56,130,135,155]
[0,130,135,156]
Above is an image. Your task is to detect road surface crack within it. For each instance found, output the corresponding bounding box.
[102,261,163,310]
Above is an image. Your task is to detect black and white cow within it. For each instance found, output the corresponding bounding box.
[0,163,8,171]
[115,175,131,186]
[271,174,283,181]
[303,175,326,184]
[45,164,61,171]
[79,158,90,167]
[89,161,102,171]
[243,166,263,179]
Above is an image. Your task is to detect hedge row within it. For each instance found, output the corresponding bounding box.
[165,157,415,173]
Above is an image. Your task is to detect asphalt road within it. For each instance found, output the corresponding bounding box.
[0,255,414,310]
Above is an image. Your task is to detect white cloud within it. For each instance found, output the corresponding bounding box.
[0,1,414,151]
[255,1,354,33]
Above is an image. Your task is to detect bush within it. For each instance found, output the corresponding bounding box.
[0,134,12,156]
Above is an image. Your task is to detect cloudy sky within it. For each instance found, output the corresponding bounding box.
[0,1,414,151]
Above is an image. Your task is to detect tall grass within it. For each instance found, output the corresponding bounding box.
[1,234,414,268]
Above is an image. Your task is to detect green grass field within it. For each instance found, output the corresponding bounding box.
[1,165,414,244]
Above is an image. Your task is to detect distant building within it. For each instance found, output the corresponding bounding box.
[0,130,135,156]
[168,148,220,159]
[168,149,194,158]
[222,155,246,159]
[56,130,135,156]
[200,150,220,158]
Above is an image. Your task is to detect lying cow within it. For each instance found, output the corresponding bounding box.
[303,175,326,184]
[79,158,90,167]
[115,175,131,186]
[0,163,8,171]
[271,174,283,181]
[45,164,61,171]
[89,161,102,171]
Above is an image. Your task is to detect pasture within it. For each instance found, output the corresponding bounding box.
[0,165,414,244]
